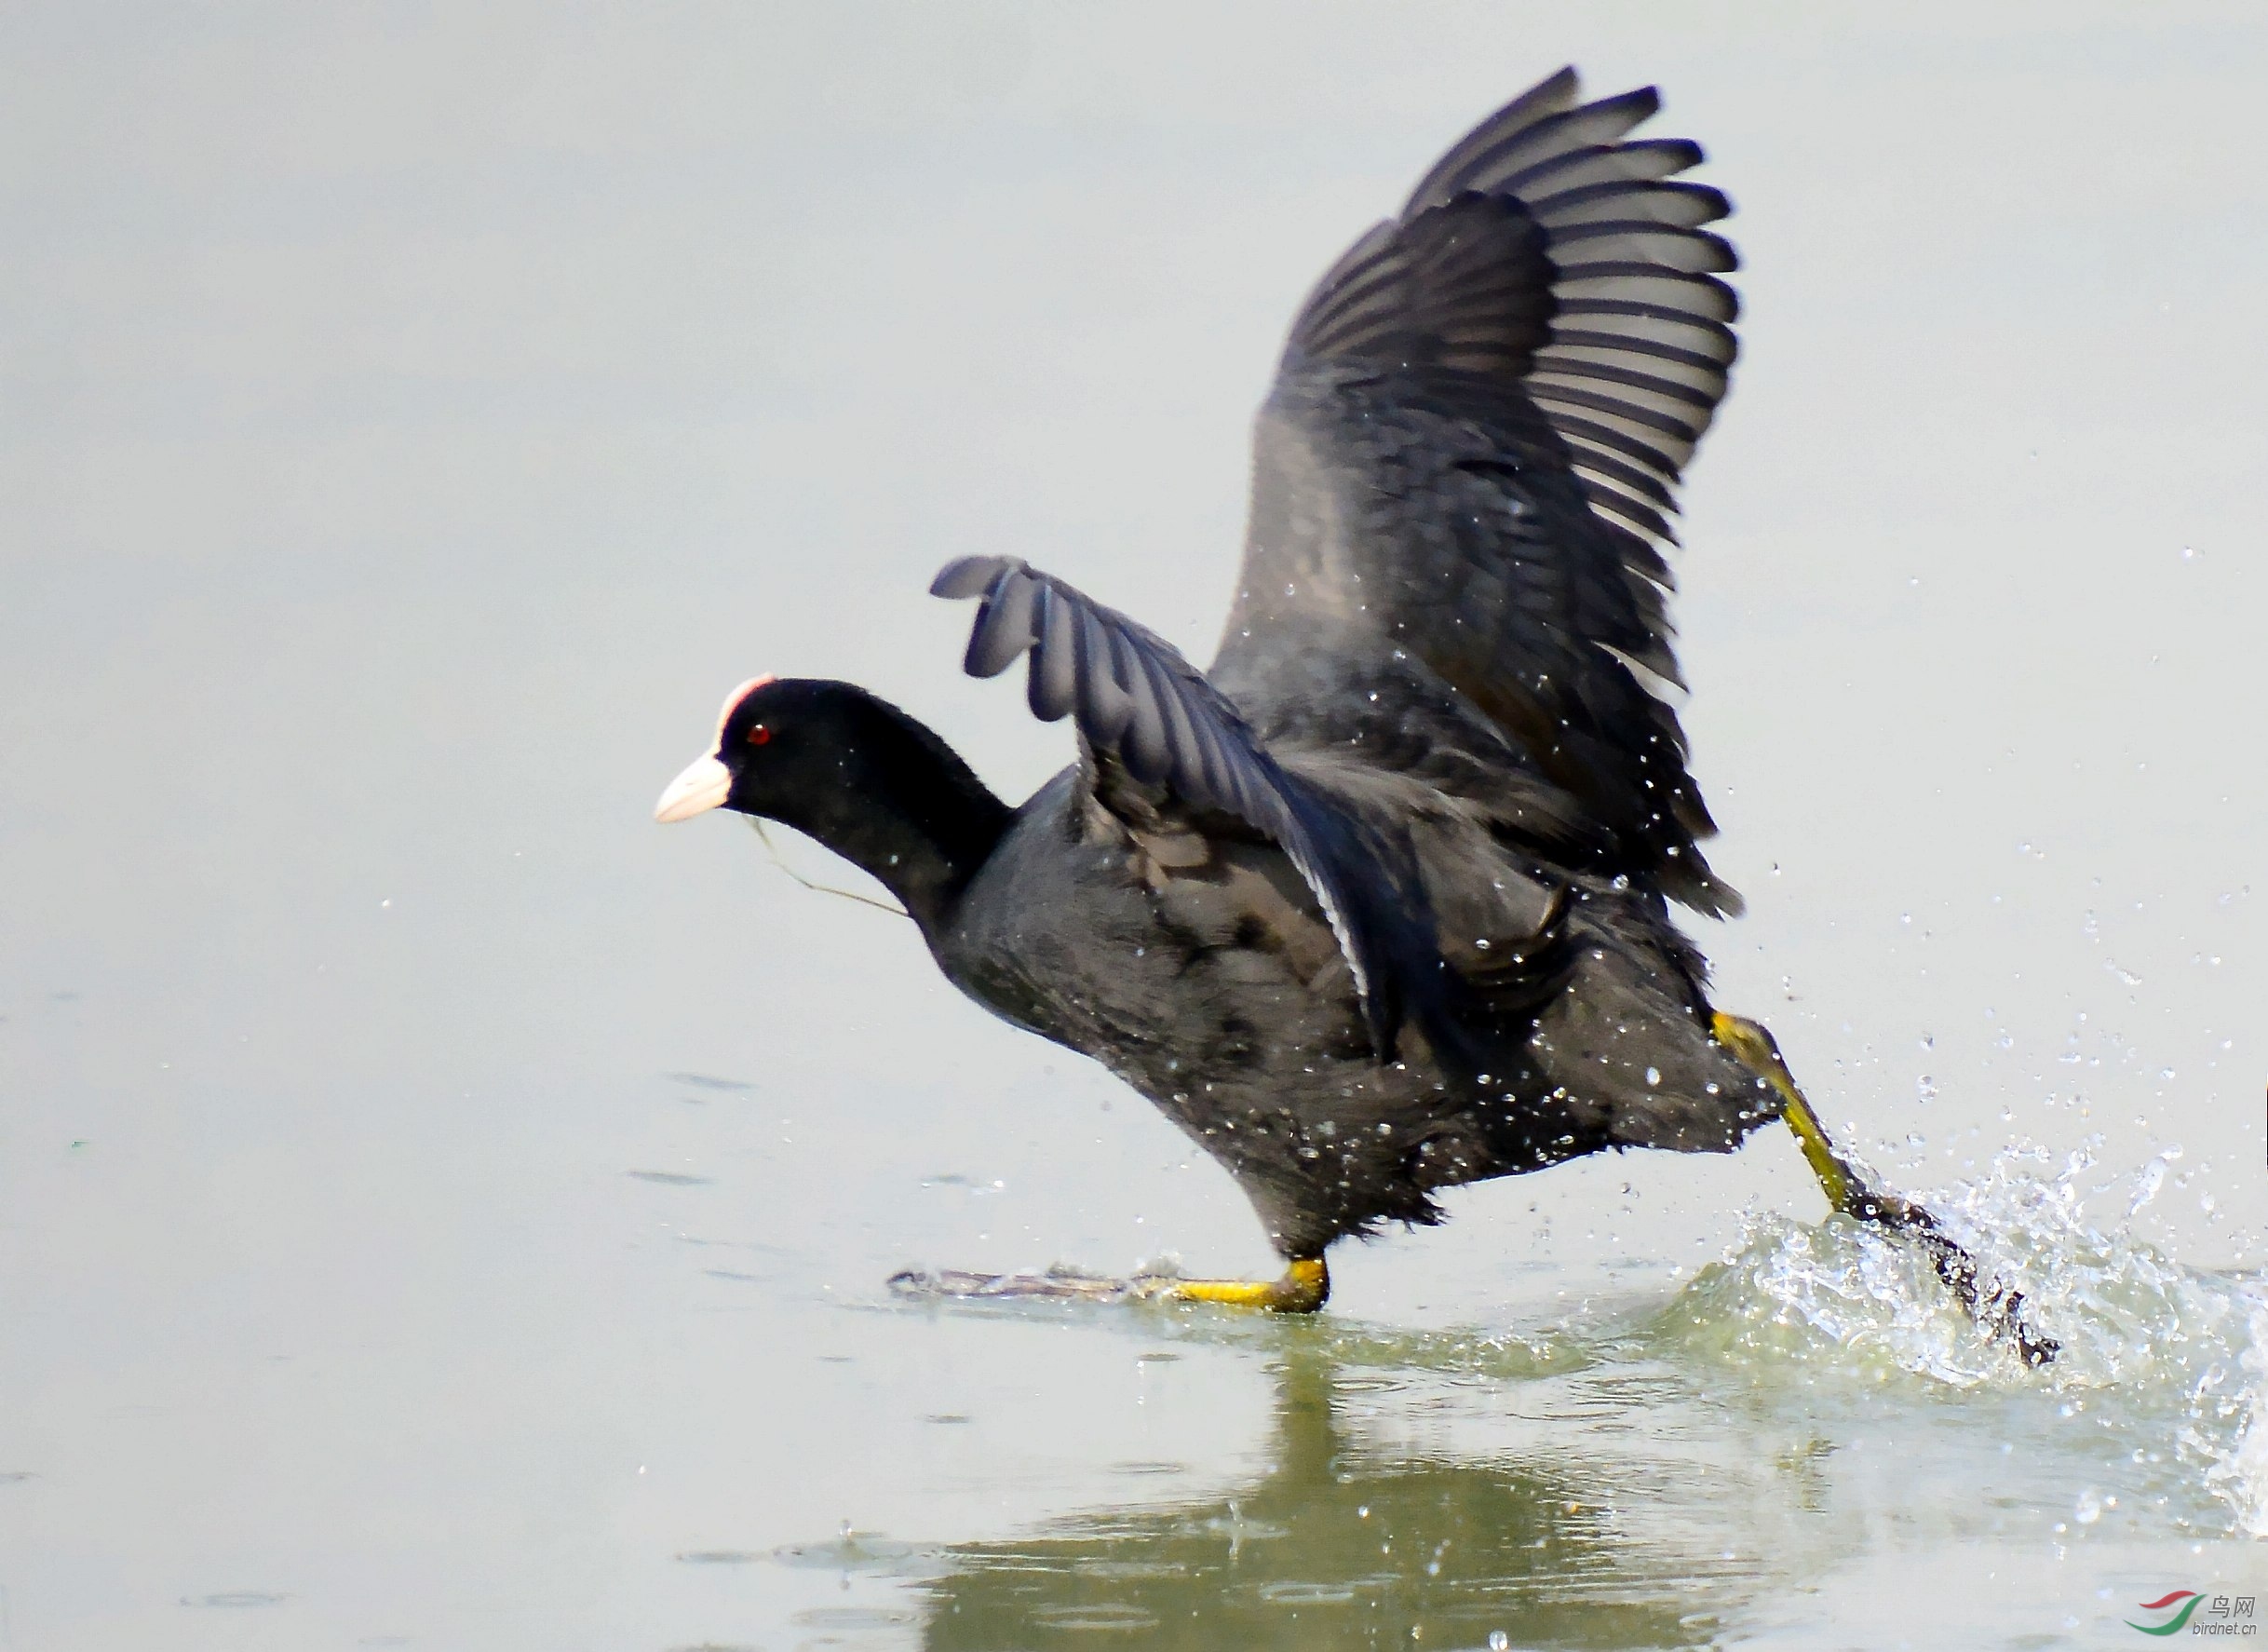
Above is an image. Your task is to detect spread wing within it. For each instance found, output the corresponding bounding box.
[933,554,1545,1068]
[1210,67,1742,915]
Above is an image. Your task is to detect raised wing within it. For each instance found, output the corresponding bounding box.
[1211,66,1742,915]
[933,554,1544,1069]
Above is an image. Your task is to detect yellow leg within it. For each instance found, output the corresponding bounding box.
[1164,1256,1330,1314]
[1711,1011,1873,1218]
[1709,1009,2056,1368]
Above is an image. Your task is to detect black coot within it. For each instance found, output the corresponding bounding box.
[655,68,2051,1359]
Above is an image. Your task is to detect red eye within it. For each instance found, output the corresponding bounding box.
[746,724,772,747]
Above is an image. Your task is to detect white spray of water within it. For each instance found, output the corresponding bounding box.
[1667,1141,2268,1537]
[2207,1293,2268,1537]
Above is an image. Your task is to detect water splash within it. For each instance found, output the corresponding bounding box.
[1665,1143,2267,1536]
[2210,1294,2268,1537]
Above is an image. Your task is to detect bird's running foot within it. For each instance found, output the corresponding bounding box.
[888,1256,1329,1314]
[1162,1257,1330,1313]
[1710,1010,2058,1368]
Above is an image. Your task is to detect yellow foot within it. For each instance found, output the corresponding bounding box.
[887,1256,1330,1314]
[1710,1009,2057,1369]
[1154,1257,1330,1314]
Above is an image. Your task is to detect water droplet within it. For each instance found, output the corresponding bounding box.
[2127,1157,2167,1215]
[1644,1066,1661,1087]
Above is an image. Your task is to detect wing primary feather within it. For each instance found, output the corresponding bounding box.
[1533,407,1681,476]
[965,564,1040,678]
[1552,301,1737,354]
[1072,605,1134,739]
[1562,444,1680,508]
[1400,65,1581,212]
[1116,647,1173,784]
[1547,223,1737,274]
[1529,179,1729,230]
[1577,477,1678,542]
[1546,322,1734,370]
[1532,356,1721,410]
[929,555,1011,600]
[1026,584,1080,721]
[1298,259,1414,356]
[1500,136,1703,196]
[1555,268,1739,323]
[1285,222,1402,347]
[1411,87,1660,209]
[1136,650,1208,798]
[1528,379,1701,440]
[1539,342,1725,402]
[1192,703,1247,808]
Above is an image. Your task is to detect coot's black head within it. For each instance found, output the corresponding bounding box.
[654,675,1012,926]
[653,675,865,825]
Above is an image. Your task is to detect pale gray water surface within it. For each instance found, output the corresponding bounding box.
[3,5,2264,1647]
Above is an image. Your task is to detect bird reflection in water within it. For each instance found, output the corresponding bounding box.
[788,1335,1772,1650]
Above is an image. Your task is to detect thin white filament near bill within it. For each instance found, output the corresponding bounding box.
[747,819,910,920]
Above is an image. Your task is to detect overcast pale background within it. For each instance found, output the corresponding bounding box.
[2,3,2262,1647]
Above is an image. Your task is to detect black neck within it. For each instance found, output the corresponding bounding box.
[759,690,1012,932]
